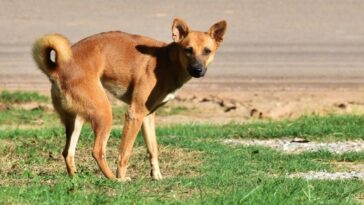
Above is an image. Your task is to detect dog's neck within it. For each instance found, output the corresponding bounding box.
[165,43,192,90]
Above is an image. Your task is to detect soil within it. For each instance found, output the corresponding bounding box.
[156,83,364,124]
[3,75,364,124]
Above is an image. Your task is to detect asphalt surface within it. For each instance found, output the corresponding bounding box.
[1,0,364,90]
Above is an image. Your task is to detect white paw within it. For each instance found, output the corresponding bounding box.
[151,169,163,180]
[116,177,131,182]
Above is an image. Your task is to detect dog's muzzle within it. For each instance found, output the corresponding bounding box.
[188,62,206,78]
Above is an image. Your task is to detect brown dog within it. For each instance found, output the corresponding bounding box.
[32,18,227,181]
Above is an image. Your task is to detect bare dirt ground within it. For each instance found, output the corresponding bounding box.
[3,75,364,124]
[158,83,364,124]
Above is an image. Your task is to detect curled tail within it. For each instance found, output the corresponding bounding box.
[32,34,72,79]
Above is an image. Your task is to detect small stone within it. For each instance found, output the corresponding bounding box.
[337,103,347,109]
[250,108,258,117]
[224,106,237,112]
[291,138,309,143]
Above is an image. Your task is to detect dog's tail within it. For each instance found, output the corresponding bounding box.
[32,34,72,79]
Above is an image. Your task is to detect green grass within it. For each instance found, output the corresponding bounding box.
[156,105,190,116]
[1,91,363,204]
[157,114,364,141]
[0,90,49,103]
[1,114,364,204]
[0,106,127,127]
[2,114,363,141]
[0,108,58,126]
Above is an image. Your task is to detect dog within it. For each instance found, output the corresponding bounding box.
[32,18,227,181]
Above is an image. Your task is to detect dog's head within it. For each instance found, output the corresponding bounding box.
[172,18,227,78]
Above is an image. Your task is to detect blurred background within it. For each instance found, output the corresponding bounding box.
[1,0,364,90]
[2,0,364,121]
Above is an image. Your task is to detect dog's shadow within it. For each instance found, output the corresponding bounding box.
[135,44,181,112]
[135,45,159,57]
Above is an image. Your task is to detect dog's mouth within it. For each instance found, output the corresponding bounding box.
[188,66,206,78]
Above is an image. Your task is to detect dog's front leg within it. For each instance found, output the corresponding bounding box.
[116,107,145,181]
[142,112,163,180]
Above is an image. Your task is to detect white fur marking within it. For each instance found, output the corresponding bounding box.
[68,115,84,156]
[162,93,175,103]
[50,50,56,63]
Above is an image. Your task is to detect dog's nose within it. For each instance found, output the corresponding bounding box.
[188,66,206,78]
[188,61,206,78]
[194,67,203,73]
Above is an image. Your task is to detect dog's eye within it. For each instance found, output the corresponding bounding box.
[184,47,193,55]
[203,48,211,55]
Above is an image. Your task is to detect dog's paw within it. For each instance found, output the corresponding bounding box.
[151,169,163,180]
[116,177,131,182]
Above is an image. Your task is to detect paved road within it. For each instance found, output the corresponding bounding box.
[1,0,364,90]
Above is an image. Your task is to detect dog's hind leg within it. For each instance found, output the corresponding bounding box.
[142,113,162,180]
[62,114,84,176]
[84,84,116,180]
[51,87,84,177]
[90,111,115,180]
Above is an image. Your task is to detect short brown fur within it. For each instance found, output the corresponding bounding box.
[32,18,227,181]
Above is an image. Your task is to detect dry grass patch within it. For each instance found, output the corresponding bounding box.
[70,139,203,180]
[331,161,364,172]
[0,139,18,172]
[0,137,203,186]
[356,193,364,204]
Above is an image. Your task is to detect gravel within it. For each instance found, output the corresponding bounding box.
[223,138,364,154]
[287,171,364,180]
[223,138,364,180]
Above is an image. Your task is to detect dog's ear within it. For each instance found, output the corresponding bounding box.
[172,18,190,42]
[208,20,227,45]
